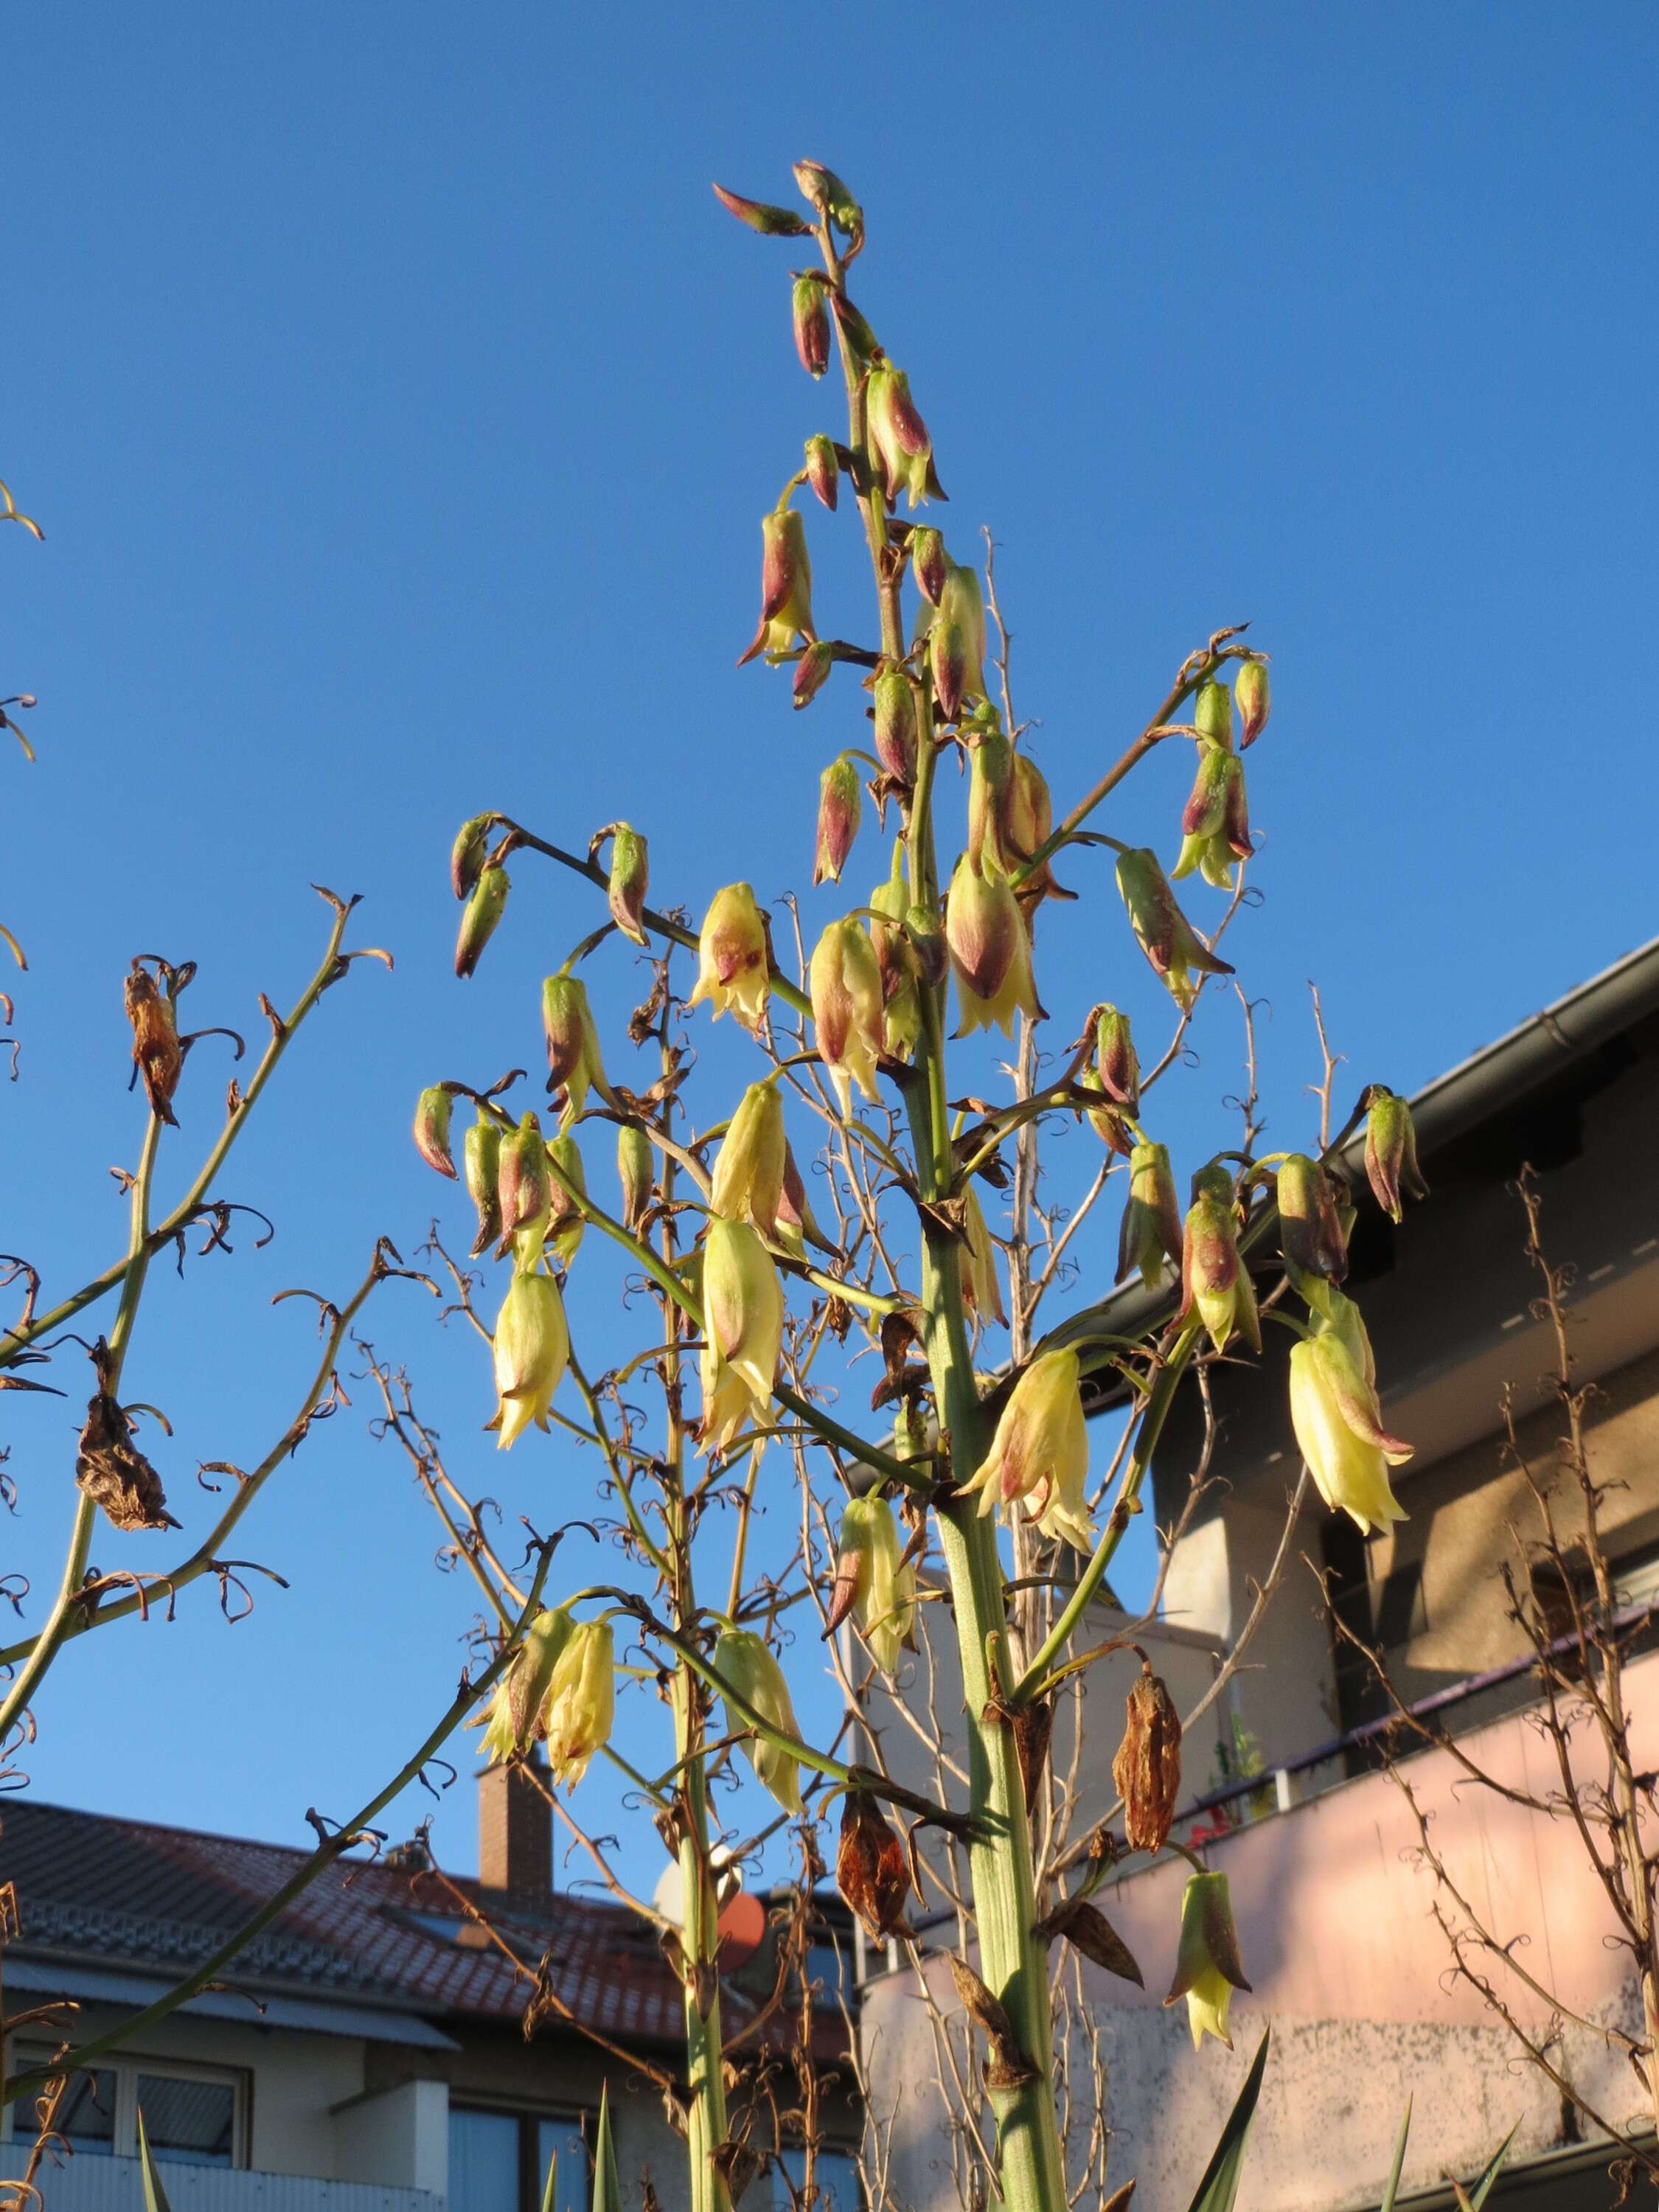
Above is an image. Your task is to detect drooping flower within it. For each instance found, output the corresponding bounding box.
[814,757,863,886]
[451,814,495,902]
[963,1348,1092,1553]
[960,1183,1006,1329]
[1165,1871,1251,2051]
[1235,660,1270,748]
[1116,848,1233,1012]
[616,1122,654,1231]
[866,362,943,509]
[607,826,650,945]
[828,1495,917,1677]
[478,1607,573,1764]
[810,918,885,1116]
[688,883,771,1033]
[1173,742,1251,889]
[917,560,987,722]
[497,1113,552,1252]
[773,1141,824,1262]
[545,1133,586,1269]
[709,1080,785,1237]
[490,1267,570,1450]
[1290,1284,1412,1535]
[542,1618,615,1790]
[714,1628,804,1813]
[1364,1088,1427,1223]
[541,973,618,1129]
[793,276,830,378]
[872,667,919,783]
[946,854,1040,1038]
[464,1115,504,1257]
[1276,1153,1349,1283]
[1116,1141,1183,1289]
[455,865,509,980]
[910,525,947,607]
[738,507,815,666]
[698,1218,784,1459]
[804,432,839,510]
[413,1086,456,1178]
[1180,1165,1260,1354]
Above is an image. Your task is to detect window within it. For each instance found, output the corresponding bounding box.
[4,2052,243,2166]
[773,2147,860,2212]
[448,2107,589,2212]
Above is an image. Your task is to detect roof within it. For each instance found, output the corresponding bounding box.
[0,1799,846,2065]
[1054,932,1659,1402]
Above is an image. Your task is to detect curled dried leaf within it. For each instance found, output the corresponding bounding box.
[75,1352,175,1533]
[1035,1896,1143,1988]
[1013,1699,1053,1810]
[947,1953,1036,2088]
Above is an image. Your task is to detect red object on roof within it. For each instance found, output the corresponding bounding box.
[714,1890,766,1969]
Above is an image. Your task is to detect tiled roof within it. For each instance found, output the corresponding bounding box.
[0,1801,846,2062]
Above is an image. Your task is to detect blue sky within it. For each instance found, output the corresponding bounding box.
[2,6,1655,1908]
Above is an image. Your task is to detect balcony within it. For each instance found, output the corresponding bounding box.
[0,2153,442,2212]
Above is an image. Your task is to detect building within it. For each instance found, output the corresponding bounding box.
[861,936,1659,2212]
[0,1765,860,2212]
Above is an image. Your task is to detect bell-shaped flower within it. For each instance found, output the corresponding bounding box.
[1194,677,1234,750]
[709,1079,786,1237]
[960,1183,1006,1329]
[866,362,943,509]
[1082,1004,1140,1150]
[1290,1283,1411,1534]
[915,560,987,722]
[414,1086,456,1179]
[1116,849,1234,1012]
[542,973,618,1130]
[478,1606,573,1765]
[688,883,771,1034]
[1173,743,1252,889]
[872,667,919,784]
[1116,1141,1183,1288]
[869,841,922,1060]
[828,1495,917,1677]
[738,506,815,666]
[616,1122,654,1232]
[1235,660,1270,748]
[714,1628,804,1813]
[451,813,495,902]
[607,826,650,945]
[1180,1166,1260,1355]
[455,865,509,980]
[1364,1088,1427,1223]
[946,854,1040,1039]
[964,1348,1093,1554]
[814,757,862,886]
[1276,1153,1349,1283]
[465,1116,503,1258]
[966,727,1015,869]
[698,1217,783,1459]
[543,1617,615,1790]
[497,1113,552,1253]
[543,1134,586,1270]
[910,525,947,607]
[810,918,885,1116]
[793,275,830,378]
[804,432,838,509]
[1165,1871,1251,2051]
[491,1266,570,1450]
[774,1141,824,1262]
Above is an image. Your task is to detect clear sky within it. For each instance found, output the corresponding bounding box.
[3,6,1655,1910]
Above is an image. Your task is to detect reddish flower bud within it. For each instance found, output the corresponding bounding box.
[793,639,834,710]
[1093,1006,1140,1114]
[1113,1664,1182,1856]
[872,667,919,783]
[837,1793,912,1943]
[1180,1166,1260,1354]
[451,813,495,900]
[464,1116,503,1257]
[455,865,509,980]
[911,525,947,607]
[868,841,922,1060]
[917,560,986,723]
[1364,1088,1427,1223]
[774,1138,825,1260]
[738,507,815,667]
[1276,1152,1349,1282]
[1115,849,1233,1011]
[830,291,878,363]
[804,433,838,510]
[541,973,618,1127]
[414,1085,456,1178]
[1116,1141,1182,1290]
[1194,678,1234,751]
[607,826,649,945]
[496,1112,552,1250]
[1175,740,1252,889]
[866,363,944,509]
[810,917,884,1116]
[946,855,1039,1038]
[1235,661,1270,748]
[793,276,831,378]
[712,182,812,237]
[793,161,862,236]
[814,756,863,886]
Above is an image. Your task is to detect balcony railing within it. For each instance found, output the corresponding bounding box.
[0,2152,442,2212]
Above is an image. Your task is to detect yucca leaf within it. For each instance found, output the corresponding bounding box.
[593,2083,622,2212]
[1186,2027,1270,2212]
[1463,2121,1518,2211]
[138,2110,173,2212]
[540,2139,557,2212]
[1379,2096,1412,2212]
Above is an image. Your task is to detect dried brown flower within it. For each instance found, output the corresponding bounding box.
[1112,1662,1182,1855]
[835,1792,911,1942]
[124,967,182,1124]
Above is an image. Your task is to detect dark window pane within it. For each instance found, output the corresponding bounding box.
[537,2117,589,2212]
[58,2069,116,2155]
[449,2110,520,2212]
[775,2148,860,2212]
[136,2076,236,2168]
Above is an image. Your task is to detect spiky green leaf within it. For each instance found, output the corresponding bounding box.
[1464,2121,1518,2212]
[138,2111,173,2212]
[1185,2028,1270,2212]
[593,2083,622,2212]
[1379,2096,1412,2212]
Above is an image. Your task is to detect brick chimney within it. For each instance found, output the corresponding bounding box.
[479,1756,552,1902]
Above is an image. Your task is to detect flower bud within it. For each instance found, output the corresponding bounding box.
[837,1792,911,1942]
[542,974,617,1128]
[869,842,922,1060]
[1113,1664,1182,1856]
[1115,849,1234,1011]
[688,883,771,1034]
[451,814,494,901]
[543,1617,615,1789]
[960,1183,1006,1329]
[918,561,987,723]
[1116,1141,1183,1289]
[455,865,510,980]
[810,917,885,1116]
[830,290,878,362]
[414,1086,456,1178]
[497,1113,552,1251]
[1364,1088,1427,1224]
[1165,1871,1251,2051]
[774,1140,824,1261]
[911,525,947,607]
[125,967,183,1123]
[866,362,942,509]
[700,1217,784,1459]
[793,639,834,710]
[616,1122,654,1231]
[465,1115,504,1256]
[1290,1282,1412,1534]
[966,728,1014,869]
[739,507,815,666]
[828,1495,917,1677]
[793,161,862,234]
[714,1628,803,1814]
[1276,1153,1348,1282]
[712,181,813,237]
[1173,744,1251,889]
[607,826,650,945]
[479,1605,572,1764]
[793,276,830,378]
[1180,1168,1260,1355]
[1093,1006,1140,1113]
[814,757,863,886]
[946,855,1039,1039]
[710,1079,786,1237]
[964,1347,1092,1553]
[872,668,919,783]
[491,1266,569,1449]
[804,432,838,510]
[1235,660,1270,748]
[546,1133,586,1269]
[1193,678,1233,751]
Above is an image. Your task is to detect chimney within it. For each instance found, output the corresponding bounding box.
[479,1756,552,1902]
